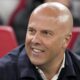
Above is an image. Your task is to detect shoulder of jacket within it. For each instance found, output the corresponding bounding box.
[69,50,80,69]
[0,44,25,67]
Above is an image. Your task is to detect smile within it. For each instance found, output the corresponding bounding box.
[32,48,44,53]
[31,46,45,56]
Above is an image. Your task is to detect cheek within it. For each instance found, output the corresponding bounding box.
[25,34,32,44]
[25,34,32,51]
[25,35,32,58]
[46,38,63,53]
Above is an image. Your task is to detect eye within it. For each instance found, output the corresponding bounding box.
[42,30,52,36]
[27,27,36,35]
[43,31,49,35]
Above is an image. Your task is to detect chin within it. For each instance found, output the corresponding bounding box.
[30,57,45,66]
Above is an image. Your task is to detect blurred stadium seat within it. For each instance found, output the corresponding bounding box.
[68,27,80,50]
[0,26,18,57]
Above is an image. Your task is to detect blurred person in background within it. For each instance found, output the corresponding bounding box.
[71,0,80,26]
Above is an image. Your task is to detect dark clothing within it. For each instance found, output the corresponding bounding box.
[73,17,80,26]
[0,18,3,25]
[0,44,80,80]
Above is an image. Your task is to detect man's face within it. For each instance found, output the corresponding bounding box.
[25,14,66,66]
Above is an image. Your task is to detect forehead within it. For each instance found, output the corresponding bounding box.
[28,11,66,31]
[29,13,58,26]
[28,15,63,34]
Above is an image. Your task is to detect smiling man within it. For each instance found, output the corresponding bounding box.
[0,2,80,80]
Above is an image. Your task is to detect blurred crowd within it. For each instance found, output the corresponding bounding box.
[0,0,80,53]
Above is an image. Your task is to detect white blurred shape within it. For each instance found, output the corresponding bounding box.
[0,0,19,24]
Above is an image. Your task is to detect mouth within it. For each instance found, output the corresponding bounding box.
[31,46,45,56]
[33,48,44,52]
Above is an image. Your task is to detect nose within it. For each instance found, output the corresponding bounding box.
[31,33,41,44]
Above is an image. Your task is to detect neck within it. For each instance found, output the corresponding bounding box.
[38,53,64,80]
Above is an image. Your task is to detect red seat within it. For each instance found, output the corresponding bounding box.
[0,26,18,57]
[68,27,80,49]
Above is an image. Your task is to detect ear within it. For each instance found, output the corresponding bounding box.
[63,32,72,48]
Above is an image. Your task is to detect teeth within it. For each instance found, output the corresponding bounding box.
[33,48,42,53]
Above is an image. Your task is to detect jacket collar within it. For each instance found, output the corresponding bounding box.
[65,50,76,77]
[58,50,76,80]
[17,47,42,79]
[58,49,76,80]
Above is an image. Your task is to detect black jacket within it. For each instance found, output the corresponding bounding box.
[0,44,80,80]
